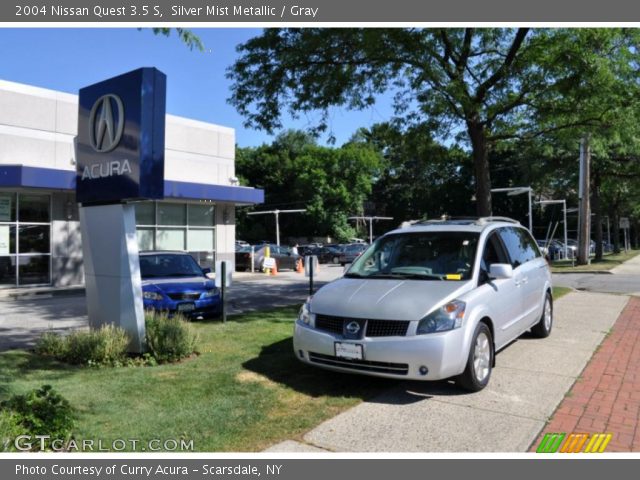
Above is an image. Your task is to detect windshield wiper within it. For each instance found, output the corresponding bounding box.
[344,272,364,278]
[384,272,445,280]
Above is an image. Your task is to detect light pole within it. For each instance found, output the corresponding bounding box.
[490,187,533,233]
[348,216,394,243]
[247,209,306,246]
[537,199,568,260]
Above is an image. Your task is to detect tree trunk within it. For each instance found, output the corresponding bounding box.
[592,171,603,261]
[611,206,621,254]
[468,121,492,217]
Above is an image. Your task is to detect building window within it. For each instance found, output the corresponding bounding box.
[0,192,51,287]
[135,201,216,270]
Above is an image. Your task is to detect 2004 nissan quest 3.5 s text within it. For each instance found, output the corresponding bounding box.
[293,217,553,391]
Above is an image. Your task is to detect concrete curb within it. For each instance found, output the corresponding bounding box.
[0,286,85,300]
[552,270,613,275]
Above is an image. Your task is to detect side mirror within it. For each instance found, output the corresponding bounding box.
[489,263,513,280]
[202,267,212,275]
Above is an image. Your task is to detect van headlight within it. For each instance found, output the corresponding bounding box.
[297,297,315,327]
[417,300,466,334]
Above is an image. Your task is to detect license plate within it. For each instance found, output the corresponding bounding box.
[177,303,195,312]
[335,342,363,360]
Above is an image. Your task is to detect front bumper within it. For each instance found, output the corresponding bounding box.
[143,295,222,319]
[293,322,468,381]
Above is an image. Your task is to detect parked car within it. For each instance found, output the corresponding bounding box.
[536,239,566,260]
[338,243,369,266]
[294,217,553,391]
[235,240,250,250]
[235,244,302,271]
[304,245,343,264]
[139,251,221,319]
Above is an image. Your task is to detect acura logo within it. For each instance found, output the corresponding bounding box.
[345,321,361,335]
[88,94,124,153]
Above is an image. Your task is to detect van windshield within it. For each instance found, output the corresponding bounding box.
[346,231,479,281]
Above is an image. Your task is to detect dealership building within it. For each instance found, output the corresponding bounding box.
[0,79,263,288]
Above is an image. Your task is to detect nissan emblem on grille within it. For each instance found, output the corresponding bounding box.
[345,321,361,335]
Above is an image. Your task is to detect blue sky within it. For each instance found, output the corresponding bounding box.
[0,28,396,147]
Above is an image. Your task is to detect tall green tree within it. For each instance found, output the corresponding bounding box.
[228,28,639,216]
[236,131,381,242]
[352,123,474,224]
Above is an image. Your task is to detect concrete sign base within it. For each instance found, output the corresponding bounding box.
[79,204,145,352]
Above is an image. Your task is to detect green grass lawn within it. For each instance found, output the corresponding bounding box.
[0,307,395,452]
[552,286,573,300]
[551,249,639,273]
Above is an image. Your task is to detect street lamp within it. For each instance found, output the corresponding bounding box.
[348,216,394,243]
[491,187,533,233]
[537,199,568,260]
[246,209,306,246]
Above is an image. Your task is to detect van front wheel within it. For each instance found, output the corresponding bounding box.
[457,323,493,392]
[531,292,553,338]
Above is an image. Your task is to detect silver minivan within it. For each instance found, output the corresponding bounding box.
[293,217,553,391]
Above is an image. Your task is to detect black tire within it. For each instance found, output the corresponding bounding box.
[531,291,553,338]
[332,256,340,264]
[457,322,493,392]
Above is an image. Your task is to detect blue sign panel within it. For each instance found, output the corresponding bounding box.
[76,68,166,205]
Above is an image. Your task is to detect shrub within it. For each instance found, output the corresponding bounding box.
[35,331,68,358]
[65,325,129,366]
[1,385,74,450]
[145,312,199,363]
[0,410,23,452]
[35,325,129,366]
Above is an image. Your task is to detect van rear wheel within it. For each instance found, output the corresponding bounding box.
[457,323,493,392]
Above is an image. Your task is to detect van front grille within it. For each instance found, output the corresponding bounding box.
[314,315,409,337]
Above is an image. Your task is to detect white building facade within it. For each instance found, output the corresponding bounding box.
[0,79,263,288]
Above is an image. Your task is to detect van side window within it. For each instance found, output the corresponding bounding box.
[480,233,509,277]
[498,227,538,268]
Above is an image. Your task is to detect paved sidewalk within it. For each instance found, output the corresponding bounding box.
[611,251,640,276]
[530,296,640,452]
[266,291,629,452]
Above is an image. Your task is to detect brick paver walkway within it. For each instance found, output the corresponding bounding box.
[530,296,640,452]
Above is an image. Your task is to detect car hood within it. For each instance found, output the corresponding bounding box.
[310,277,473,321]
[142,277,213,292]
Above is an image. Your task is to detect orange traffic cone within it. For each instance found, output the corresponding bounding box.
[271,261,278,275]
[296,258,303,273]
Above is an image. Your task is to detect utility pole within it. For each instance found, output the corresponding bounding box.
[577,136,591,265]
[348,216,394,243]
[247,209,306,246]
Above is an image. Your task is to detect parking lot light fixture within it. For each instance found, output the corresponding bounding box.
[348,216,394,243]
[247,209,306,245]
[491,186,533,233]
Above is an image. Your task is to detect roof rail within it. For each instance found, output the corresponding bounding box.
[408,216,520,227]
[414,216,479,225]
[476,216,520,225]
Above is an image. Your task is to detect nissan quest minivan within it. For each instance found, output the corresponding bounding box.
[293,217,553,391]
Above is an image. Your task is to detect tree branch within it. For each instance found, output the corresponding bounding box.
[474,28,529,103]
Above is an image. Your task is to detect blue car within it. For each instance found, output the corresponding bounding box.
[139,251,221,319]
